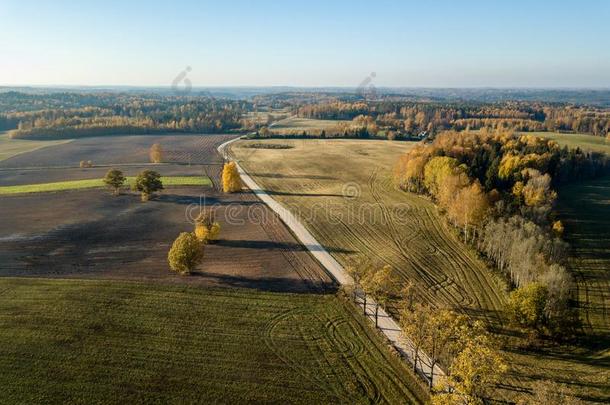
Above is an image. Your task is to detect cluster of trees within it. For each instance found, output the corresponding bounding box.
[194,210,221,244]
[346,260,507,402]
[404,309,508,404]
[102,168,164,201]
[2,92,247,139]
[394,129,609,337]
[347,261,400,326]
[167,210,223,275]
[294,100,610,138]
[167,169,241,274]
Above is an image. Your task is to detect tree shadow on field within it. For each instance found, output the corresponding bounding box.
[156,193,261,207]
[256,189,344,198]
[251,172,337,181]
[188,271,336,294]
[215,239,355,254]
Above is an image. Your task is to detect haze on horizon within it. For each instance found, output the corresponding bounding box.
[1,0,609,88]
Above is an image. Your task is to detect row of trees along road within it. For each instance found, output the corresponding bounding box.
[346,259,508,403]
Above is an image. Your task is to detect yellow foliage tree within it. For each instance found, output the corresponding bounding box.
[447,181,489,241]
[522,171,557,207]
[433,335,507,404]
[222,161,242,193]
[498,153,521,179]
[437,171,470,212]
[194,210,221,244]
[399,303,431,374]
[167,232,204,275]
[552,220,564,236]
[423,156,460,198]
[149,143,163,163]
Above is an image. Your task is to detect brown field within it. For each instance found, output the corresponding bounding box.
[0,133,332,292]
[0,133,235,168]
[0,187,331,292]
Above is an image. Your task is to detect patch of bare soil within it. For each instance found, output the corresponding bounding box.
[0,188,333,292]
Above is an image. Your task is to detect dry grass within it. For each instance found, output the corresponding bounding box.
[232,139,507,319]
[231,138,610,404]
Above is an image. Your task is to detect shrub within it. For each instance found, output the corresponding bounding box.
[194,210,221,243]
[168,232,203,275]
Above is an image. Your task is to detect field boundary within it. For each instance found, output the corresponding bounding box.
[218,137,446,386]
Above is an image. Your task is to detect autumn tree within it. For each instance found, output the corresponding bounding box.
[433,334,508,404]
[507,282,548,332]
[399,302,431,374]
[133,170,163,202]
[167,232,203,275]
[194,210,221,244]
[447,181,489,242]
[103,168,126,195]
[522,170,557,207]
[222,161,242,193]
[423,156,460,198]
[347,259,378,315]
[361,264,399,326]
[149,143,163,163]
[423,309,469,387]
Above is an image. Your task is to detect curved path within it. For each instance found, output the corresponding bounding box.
[218,137,445,387]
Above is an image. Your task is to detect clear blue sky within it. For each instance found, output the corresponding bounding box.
[1,0,609,87]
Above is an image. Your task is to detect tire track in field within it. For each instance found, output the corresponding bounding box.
[368,170,465,308]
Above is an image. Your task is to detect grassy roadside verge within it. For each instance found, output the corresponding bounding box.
[0,176,211,195]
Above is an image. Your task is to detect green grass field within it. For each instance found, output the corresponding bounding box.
[524,131,610,155]
[0,278,427,404]
[0,176,211,195]
[558,176,610,340]
[270,117,350,133]
[0,132,73,162]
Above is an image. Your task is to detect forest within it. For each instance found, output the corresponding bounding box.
[295,100,610,138]
[0,92,248,138]
[394,129,610,337]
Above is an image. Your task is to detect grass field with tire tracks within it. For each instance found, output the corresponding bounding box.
[0,278,427,404]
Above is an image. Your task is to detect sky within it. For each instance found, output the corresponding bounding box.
[1,0,610,88]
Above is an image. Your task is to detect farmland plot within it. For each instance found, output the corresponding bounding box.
[231,139,507,320]
[0,278,427,404]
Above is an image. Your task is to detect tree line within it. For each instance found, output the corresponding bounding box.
[295,100,610,138]
[394,129,609,338]
[1,92,248,139]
